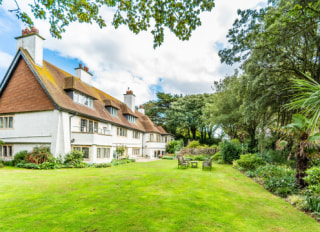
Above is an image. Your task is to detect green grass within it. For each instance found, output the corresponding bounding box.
[0,161,319,232]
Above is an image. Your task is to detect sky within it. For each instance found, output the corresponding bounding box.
[0,0,266,105]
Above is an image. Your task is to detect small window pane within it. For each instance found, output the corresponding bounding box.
[4,117,8,128]
[9,117,13,128]
[0,146,2,157]
[0,118,3,128]
[89,121,93,133]
[94,122,98,133]
[82,147,89,159]
[97,148,101,158]
[3,146,7,157]
[81,119,87,132]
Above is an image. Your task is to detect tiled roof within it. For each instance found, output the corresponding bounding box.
[17,48,167,134]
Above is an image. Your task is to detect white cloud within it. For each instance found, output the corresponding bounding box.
[0,51,13,69]
[1,0,266,105]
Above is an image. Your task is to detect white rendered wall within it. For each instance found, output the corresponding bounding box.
[16,34,43,67]
[75,69,92,86]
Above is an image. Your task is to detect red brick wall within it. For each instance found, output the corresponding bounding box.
[0,58,56,114]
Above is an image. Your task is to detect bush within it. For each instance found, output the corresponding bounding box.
[304,166,320,194]
[166,140,183,153]
[287,195,307,210]
[233,153,265,171]
[25,146,53,164]
[39,162,60,169]
[64,150,84,165]
[162,156,174,160]
[255,165,297,197]
[212,151,222,161]
[194,154,210,161]
[0,161,3,168]
[220,140,241,164]
[3,160,14,166]
[95,163,112,168]
[22,163,40,169]
[263,149,288,165]
[187,141,200,148]
[129,159,136,163]
[305,193,320,216]
[13,150,28,165]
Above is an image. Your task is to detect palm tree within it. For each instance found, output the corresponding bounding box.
[278,114,320,187]
[287,73,320,134]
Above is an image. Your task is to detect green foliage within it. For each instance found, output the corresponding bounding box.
[18,163,40,169]
[25,146,53,164]
[220,140,242,164]
[187,141,200,148]
[95,163,112,168]
[7,0,214,48]
[115,145,126,159]
[263,150,289,165]
[13,150,28,165]
[233,153,265,171]
[287,195,307,210]
[64,150,84,165]
[39,162,61,170]
[0,161,3,168]
[212,151,223,162]
[162,156,174,160]
[0,140,4,146]
[304,167,320,194]
[305,194,320,217]
[166,140,183,153]
[254,165,297,197]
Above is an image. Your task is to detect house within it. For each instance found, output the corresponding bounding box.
[0,27,172,163]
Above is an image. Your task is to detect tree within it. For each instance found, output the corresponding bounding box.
[4,0,215,48]
[278,114,320,187]
[287,72,320,134]
[219,0,320,81]
[143,92,180,132]
[167,94,207,139]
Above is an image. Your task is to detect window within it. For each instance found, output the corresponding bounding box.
[156,134,161,142]
[150,134,154,141]
[73,91,94,108]
[162,136,167,143]
[0,116,14,129]
[80,119,88,132]
[132,131,140,139]
[107,107,118,117]
[73,146,90,160]
[0,145,13,159]
[132,148,140,156]
[126,115,137,124]
[80,118,98,134]
[89,121,93,133]
[117,127,127,137]
[97,147,110,158]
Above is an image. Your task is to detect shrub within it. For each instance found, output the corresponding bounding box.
[220,140,241,164]
[187,141,200,148]
[74,162,88,168]
[287,195,307,210]
[305,193,320,216]
[255,165,297,197]
[13,150,28,165]
[0,161,3,168]
[212,151,223,162]
[263,149,288,164]
[162,156,174,160]
[25,146,53,164]
[23,163,40,169]
[39,162,60,169]
[95,163,112,168]
[194,154,210,161]
[166,140,183,153]
[129,159,136,163]
[3,160,14,166]
[233,153,265,171]
[304,166,320,194]
[64,150,84,165]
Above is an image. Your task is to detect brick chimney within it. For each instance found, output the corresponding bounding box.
[138,105,145,114]
[124,88,135,111]
[75,63,93,86]
[15,26,45,67]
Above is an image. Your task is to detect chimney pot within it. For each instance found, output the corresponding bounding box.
[139,105,143,109]
[31,26,39,34]
[79,63,82,68]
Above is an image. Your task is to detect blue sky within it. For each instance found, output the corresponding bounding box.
[0,0,266,105]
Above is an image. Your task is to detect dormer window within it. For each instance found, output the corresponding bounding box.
[73,91,94,108]
[107,107,118,117]
[126,114,137,124]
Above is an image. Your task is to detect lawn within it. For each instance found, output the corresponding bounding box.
[0,160,319,232]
